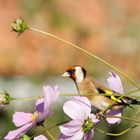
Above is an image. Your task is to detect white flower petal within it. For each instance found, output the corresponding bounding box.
[107,72,123,93]
[60,120,82,136]
[34,135,48,140]
[63,97,91,121]
[106,109,122,124]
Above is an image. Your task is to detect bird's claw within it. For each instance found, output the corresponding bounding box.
[96,112,105,119]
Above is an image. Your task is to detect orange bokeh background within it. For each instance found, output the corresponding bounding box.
[0,0,140,78]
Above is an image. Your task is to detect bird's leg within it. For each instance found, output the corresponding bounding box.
[96,111,105,120]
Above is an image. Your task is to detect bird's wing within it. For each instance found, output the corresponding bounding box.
[91,79,126,105]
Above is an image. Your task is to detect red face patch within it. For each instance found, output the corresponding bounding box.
[66,66,77,80]
[66,66,75,71]
[71,73,76,80]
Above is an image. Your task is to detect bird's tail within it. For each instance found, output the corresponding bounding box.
[127,98,140,105]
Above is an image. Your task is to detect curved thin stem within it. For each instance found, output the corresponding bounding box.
[29,27,140,90]
[96,125,138,136]
[124,89,140,96]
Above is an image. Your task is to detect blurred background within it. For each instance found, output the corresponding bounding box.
[0,0,140,139]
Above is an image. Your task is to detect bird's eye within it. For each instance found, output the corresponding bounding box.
[71,69,75,73]
[68,69,75,75]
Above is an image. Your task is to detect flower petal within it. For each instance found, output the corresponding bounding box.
[69,129,84,140]
[107,72,123,93]
[4,122,34,140]
[106,108,123,124]
[59,129,84,140]
[59,134,71,140]
[36,98,44,112]
[63,97,91,121]
[84,129,94,140]
[43,85,60,111]
[13,112,33,127]
[34,135,48,140]
[35,86,59,122]
[89,114,100,124]
[60,120,82,136]
[36,110,51,123]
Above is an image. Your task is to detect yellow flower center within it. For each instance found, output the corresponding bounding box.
[31,112,39,122]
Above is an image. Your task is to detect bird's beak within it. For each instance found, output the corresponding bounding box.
[61,72,70,77]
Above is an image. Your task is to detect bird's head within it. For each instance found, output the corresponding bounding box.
[61,65,87,83]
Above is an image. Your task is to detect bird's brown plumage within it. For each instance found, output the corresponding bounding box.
[62,65,140,113]
[76,75,121,111]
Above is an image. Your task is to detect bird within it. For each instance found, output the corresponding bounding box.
[61,65,140,113]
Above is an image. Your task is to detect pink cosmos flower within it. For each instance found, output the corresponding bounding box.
[106,72,124,124]
[59,96,100,140]
[4,86,59,140]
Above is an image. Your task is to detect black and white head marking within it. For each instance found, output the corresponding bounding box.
[74,65,86,83]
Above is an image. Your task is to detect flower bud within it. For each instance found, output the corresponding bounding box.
[0,92,11,106]
[20,135,31,140]
[11,18,28,35]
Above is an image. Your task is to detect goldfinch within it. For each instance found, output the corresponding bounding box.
[61,65,140,112]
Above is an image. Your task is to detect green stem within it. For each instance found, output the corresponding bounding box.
[61,91,140,98]
[135,108,140,116]
[60,93,93,96]
[43,122,56,140]
[96,125,138,136]
[45,129,56,140]
[124,89,140,96]
[10,88,140,102]
[11,96,41,101]
[48,120,69,130]
[29,27,140,90]
[43,123,56,140]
